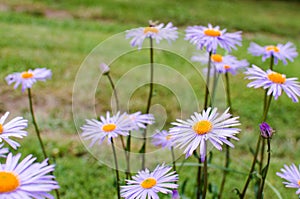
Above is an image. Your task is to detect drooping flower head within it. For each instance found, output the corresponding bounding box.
[170,107,240,162]
[81,111,133,147]
[245,65,300,102]
[185,24,242,53]
[5,68,52,92]
[192,53,249,75]
[126,21,178,49]
[0,112,28,149]
[248,42,298,65]
[0,153,59,198]
[121,164,178,199]
[276,163,300,195]
[0,144,8,158]
[128,111,155,131]
[152,130,174,150]
[259,122,274,139]
[99,63,110,75]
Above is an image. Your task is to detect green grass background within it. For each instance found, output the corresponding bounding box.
[0,0,300,198]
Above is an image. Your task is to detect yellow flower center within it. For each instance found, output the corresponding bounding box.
[0,124,3,134]
[140,177,157,189]
[193,120,212,135]
[224,65,231,70]
[21,71,34,79]
[204,29,221,37]
[267,72,286,84]
[166,135,172,140]
[102,124,116,132]
[298,180,300,186]
[144,27,159,34]
[266,45,280,52]
[211,54,223,62]
[0,172,20,193]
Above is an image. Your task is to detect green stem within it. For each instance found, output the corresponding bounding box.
[202,156,208,199]
[107,73,120,111]
[141,36,154,170]
[257,137,271,199]
[27,88,61,199]
[171,146,176,172]
[204,51,212,109]
[111,139,121,199]
[196,157,202,199]
[126,132,132,179]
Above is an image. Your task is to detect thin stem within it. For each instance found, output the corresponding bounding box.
[202,157,208,199]
[204,51,212,109]
[141,37,154,170]
[257,137,271,199]
[259,139,265,173]
[27,88,60,199]
[28,88,48,159]
[196,157,202,199]
[111,139,121,199]
[240,96,272,198]
[107,74,120,111]
[171,147,176,172]
[210,67,219,107]
[218,73,232,199]
[126,132,132,179]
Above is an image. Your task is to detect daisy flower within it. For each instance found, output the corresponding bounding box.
[0,144,8,158]
[192,53,249,75]
[121,164,178,199]
[129,111,155,131]
[126,22,178,49]
[0,153,59,198]
[248,42,298,65]
[245,65,300,102]
[169,107,240,162]
[276,163,300,195]
[5,68,52,92]
[0,112,28,149]
[185,23,242,53]
[152,130,173,150]
[81,111,133,147]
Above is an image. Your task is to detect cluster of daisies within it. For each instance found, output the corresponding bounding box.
[1,68,59,198]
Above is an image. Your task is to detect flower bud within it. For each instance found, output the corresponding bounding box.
[172,190,180,199]
[99,63,110,75]
[260,122,273,138]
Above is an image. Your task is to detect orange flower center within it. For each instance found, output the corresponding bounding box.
[144,27,159,34]
[266,45,280,52]
[193,120,212,135]
[0,172,20,193]
[0,124,3,134]
[166,135,172,140]
[21,71,34,79]
[102,124,116,132]
[224,65,231,70]
[204,29,221,37]
[298,180,300,186]
[267,72,286,84]
[140,177,157,189]
[211,54,223,62]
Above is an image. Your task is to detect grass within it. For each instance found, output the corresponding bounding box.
[0,0,300,198]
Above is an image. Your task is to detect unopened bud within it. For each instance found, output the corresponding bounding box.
[260,122,273,138]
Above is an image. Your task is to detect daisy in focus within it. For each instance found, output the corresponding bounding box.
[248,42,298,65]
[5,68,52,92]
[245,65,300,102]
[0,112,28,149]
[152,130,173,150]
[192,53,249,75]
[0,144,8,158]
[169,107,240,162]
[185,24,242,53]
[128,112,155,131]
[121,164,178,199]
[81,111,133,146]
[126,21,178,49]
[0,153,59,198]
[276,163,300,195]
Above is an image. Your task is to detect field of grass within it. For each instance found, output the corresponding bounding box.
[0,0,300,198]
